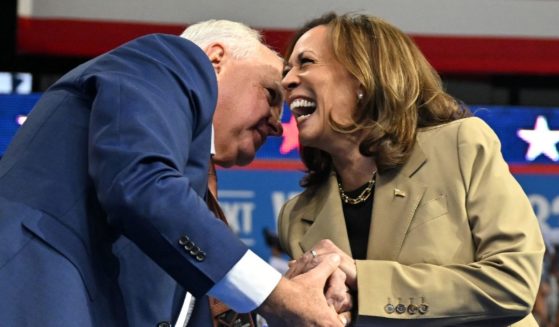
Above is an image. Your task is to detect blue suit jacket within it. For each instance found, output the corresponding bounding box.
[0,34,248,326]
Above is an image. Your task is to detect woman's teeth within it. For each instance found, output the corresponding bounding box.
[290,99,317,118]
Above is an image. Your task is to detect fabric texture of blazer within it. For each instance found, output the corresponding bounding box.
[279,117,544,326]
[0,34,247,326]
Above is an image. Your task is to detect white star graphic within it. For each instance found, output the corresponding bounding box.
[517,115,559,161]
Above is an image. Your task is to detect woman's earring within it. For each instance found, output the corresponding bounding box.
[357,92,364,101]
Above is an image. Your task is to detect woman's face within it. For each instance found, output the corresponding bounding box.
[282,25,360,151]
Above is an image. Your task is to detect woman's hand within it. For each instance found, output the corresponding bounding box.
[284,239,357,324]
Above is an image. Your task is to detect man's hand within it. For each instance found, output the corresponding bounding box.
[286,240,357,290]
[284,240,358,324]
[325,268,353,313]
[257,254,345,327]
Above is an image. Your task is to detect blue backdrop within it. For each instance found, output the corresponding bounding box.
[1,94,558,261]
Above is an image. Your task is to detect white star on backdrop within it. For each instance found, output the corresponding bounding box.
[517,115,559,162]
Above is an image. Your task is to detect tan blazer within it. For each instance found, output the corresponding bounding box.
[278,117,544,326]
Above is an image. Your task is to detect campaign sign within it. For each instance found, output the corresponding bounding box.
[217,170,304,260]
[514,175,559,244]
[473,106,559,164]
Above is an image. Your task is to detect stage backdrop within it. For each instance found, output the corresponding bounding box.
[15,0,559,74]
[1,94,558,261]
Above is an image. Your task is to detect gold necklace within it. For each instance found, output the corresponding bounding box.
[337,172,377,205]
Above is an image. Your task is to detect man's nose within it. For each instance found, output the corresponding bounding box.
[267,105,283,136]
[267,116,283,136]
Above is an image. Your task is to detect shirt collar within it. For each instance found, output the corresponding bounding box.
[211,125,215,156]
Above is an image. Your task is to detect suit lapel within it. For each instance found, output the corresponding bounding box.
[298,174,352,256]
[367,142,428,260]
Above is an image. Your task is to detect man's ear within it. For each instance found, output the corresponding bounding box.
[205,43,226,74]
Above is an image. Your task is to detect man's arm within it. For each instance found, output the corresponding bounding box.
[87,35,250,297]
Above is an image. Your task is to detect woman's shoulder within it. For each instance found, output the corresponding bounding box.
[418,117,496,143]
[416,117,501,162]
[418,117,488,133]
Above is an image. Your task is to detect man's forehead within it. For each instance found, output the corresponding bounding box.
[255,46,284,70]
[258,62,283,79]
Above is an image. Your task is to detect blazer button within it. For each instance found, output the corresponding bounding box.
[384,303,395,314]
[178,236,190,246]
[407,304,418,315]
[418,303,429,314]
[156,321,172,327]
[184,241,195,251]
[196,251,206,262]
[189,247,200,256]
[395,304,406,314]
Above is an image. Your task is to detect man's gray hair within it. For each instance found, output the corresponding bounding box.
[181,20,264,59]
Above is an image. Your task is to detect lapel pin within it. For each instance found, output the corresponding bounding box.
[394,188,407,197]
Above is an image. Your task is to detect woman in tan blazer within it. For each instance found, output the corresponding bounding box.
[278,13,544,326]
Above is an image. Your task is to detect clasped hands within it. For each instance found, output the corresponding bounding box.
[285,239,357,326]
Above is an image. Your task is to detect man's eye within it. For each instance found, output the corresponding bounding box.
[282,67,291,78]
[300,57,314,66]
[266,88,279,105]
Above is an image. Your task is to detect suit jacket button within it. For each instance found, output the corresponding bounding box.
[384,303,395,314]
[407,304,418,315]
[418,303,429,314]
[178,236,190,246]
[156,321,171,327]
[189,247,200,256]
[395,304,406,314]
[184,241,195,251]
[196,251,206,261]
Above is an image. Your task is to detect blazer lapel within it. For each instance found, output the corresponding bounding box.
[367,142,428,260]
[298,174,352,256]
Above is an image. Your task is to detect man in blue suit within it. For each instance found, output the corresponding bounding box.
[0,20,344,326]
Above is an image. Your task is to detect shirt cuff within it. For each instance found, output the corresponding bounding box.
[207,250,282,313]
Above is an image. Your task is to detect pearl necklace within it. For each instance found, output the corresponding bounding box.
[337,172,377,205]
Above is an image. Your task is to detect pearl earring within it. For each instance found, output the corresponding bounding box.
[357,92,364,101]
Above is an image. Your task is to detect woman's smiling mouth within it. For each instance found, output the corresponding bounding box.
[289,98,317,123]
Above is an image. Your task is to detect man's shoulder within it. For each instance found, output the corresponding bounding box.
[117,33,206,62]
[76,32,215,93]
[128,33,190,48]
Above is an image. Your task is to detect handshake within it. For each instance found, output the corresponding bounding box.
[257,240,356,327]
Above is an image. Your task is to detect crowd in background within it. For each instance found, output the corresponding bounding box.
[535,245,559,326]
